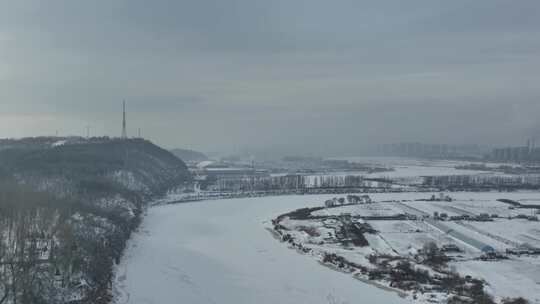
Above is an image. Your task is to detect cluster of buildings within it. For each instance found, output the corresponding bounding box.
[378,142,483,159]
[424,174,540,189]
[487,139,540,162]
[433,212,496,222]
[375,138,540,163]
[506,244,540,255]
[191,159,387,192]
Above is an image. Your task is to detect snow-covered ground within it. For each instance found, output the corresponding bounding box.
[273,192,540,303]
[332,157,499,178]
[113,152,540,304]
[113,195,409,304]
[451,257,540,302]
[312,202,404,217]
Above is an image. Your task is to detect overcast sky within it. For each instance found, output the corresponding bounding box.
[1,0,539,155]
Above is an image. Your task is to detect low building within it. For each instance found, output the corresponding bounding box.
[441,244,461,253]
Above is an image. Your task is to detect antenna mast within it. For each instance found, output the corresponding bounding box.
[122,101,127,139]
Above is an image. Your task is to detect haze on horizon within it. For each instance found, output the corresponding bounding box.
[1,0,539,156]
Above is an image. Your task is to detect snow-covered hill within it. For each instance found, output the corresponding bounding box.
[0,137,192,304]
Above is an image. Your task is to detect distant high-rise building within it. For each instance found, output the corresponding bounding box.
[122,101,127,139]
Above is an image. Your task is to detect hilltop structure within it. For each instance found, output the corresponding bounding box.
[122,101,127,139]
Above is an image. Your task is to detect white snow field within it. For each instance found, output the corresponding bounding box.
[113,195,409,304]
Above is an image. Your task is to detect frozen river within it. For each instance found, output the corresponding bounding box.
[113,195,409,304]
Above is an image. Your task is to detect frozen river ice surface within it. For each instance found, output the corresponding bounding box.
[113,195,409,304]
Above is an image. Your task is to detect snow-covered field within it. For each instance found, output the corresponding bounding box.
[451,257,540,301]
[333,157,499,178]
[273,192,540,303]
[113,195,409,304]
[298,157,506,187]
[312,202,404,217]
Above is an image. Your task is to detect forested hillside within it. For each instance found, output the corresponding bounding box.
[0,138,191,303]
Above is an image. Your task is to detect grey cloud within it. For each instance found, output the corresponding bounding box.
[1,0,540,155]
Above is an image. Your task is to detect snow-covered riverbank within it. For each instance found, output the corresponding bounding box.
[113,195,409,304]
